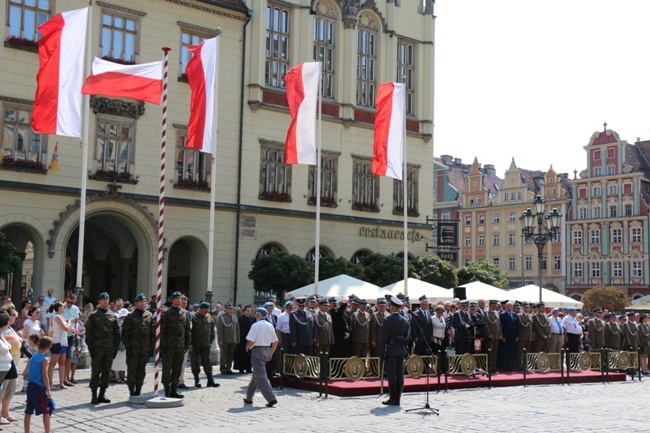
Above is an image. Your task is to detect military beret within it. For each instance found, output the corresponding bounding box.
[98,292,110,301]
[319,299,328,305]
[134,293,146,302]
[567,307,576,312]
[225,303,234,309]
[390,296,403,307]
[284,301,293,308]
[592,307,603,313]
[266,295,276,301]
[198,302,210,309]
[489,300,499,306]
[256,307,268,316]
[171,291,182,299]
[627,311,636,317]
[551,308,559,313]
[263,302,274,308]
[460,300,469,307]
[377,299,388,306]
[418,295,428,302]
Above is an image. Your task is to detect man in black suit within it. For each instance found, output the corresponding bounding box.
[452,300,472,355]
[380,296,410,406]
[499,301,519,371]
[289,297,316,355]
[413,295,434,356]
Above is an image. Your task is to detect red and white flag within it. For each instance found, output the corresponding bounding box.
[31,7,88,137]
[372,82,405,180]
[185,36,219,154]
[284,62,319,165]
[82,58,163,105]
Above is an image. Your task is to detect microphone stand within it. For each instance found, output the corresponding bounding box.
[405,310,439,416]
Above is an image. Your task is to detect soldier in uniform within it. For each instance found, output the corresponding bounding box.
[452,300,472,355]
[516,302,533,371]
[350,299,370,358]
[289,297,316,355]
[483,300,502,372]
[160,291,191,398]
[314,299,334,355]
[413,296,434,356]
[191,301,220,387]
[85,292,120,404]
[380,296,410,406]
[622,311,639,352]
[217,303,239,374]
[532,302,551,352]
[330,299,350,358]
[588,307,605,351]
[604,313,622,350]
[122,293,155,396]
[370,299,389,357]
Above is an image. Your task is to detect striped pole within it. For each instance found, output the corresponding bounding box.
[153,47,171,397]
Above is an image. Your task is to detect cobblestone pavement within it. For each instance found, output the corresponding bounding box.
[4,363,648,433]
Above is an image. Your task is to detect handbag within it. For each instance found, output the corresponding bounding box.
[5,361,18,380]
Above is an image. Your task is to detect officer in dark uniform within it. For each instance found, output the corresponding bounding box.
[85,292,120,404]
[330,299,351,357]
[289,296,316,355]
[380,296,410,406]
[191,301,220,388]
[122,293,155,396]
[160,291,191,398]
[452,300,472,355]
[413,295,434,356]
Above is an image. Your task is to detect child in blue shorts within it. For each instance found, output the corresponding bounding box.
[24,336,53,433]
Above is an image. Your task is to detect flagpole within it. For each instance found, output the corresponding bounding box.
[74,3,92,307]
[206,35,220,304]
[314,61,323,296]
[153,47,171,398]
[401,81,408,297]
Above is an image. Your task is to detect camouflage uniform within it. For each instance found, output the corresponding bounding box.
[191,310,216,385]
[122,307,155,396]
[85,307,120,402]
[161,306,191,396]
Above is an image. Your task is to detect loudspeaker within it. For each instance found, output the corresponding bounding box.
[453,287,466,300]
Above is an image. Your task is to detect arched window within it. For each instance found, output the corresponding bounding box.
[351,249,371,265]
[305,246,333,263]
[256,242,286,257]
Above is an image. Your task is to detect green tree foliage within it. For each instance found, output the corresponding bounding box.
[318,256,365,281]
[248,252,313,299]
[361,253,417,288]
[581,285,629,312]
[412,255,458,288]
[0,232,21,280]
[457,261,509,288]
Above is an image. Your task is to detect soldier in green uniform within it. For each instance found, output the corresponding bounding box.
[483,300,502,372]
[160,291,191,398]
[314,299,334,355]
[216,303,239,374]
[516,302,534,371]
[122,293,155,396]
[604,313,622,350]
[350,300,370,358]
[85,292,120,404]
[370,299,389,358]
[191,301,220,388]
[532,303,551,352]
[588,307,605,351]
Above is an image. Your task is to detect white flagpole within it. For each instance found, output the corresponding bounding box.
[314,62,323,295]
[402,82,408,297]
[206,35,220,303]
[75,3,92,303]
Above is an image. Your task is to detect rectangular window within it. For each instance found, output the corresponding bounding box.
[393,166,419,215]
[101,11,139,63]
[607,165,615,175]
[509,212,516,222]
[508,233,516,245]
[8,0,50,41]
[552,232,561,243]
[260,142,291,199]
[493,234,500,246]
[613,262,622,278]
[478,235,485,246]
[478,214,485,224]
[541,255,547,270]
[632,227,642,243]
[590,229,600,244]
[175,131,211,187]
[397,39,415,115]
[1,104,47,164]
[309,153,338,206]
[609,206,617,217]
[591,262,600,278]
[266,3,291,88]
[180,29,208,77]
[625,204,633,216]
[493,257,500,266]
[356,26,376,106]
[612,228,622,243]
[593,186,601,196]
[609,185,617,195]
[504,193,509,201]
[493,212,500,223]
[579,208,586,219]
[573,262,582,278]
[633,261,643,278]
[464,258,471,266]
[594,166,601,176]
[553,255,561,270]
[94,116,135,174]
[511,192,515,200]
[525,256,532,270]
[352,158,378,211]
[573,230,582,245]
[313,16,336,98]
[509,257,516,271]
[464,236,471,247]
[593,207,601,218]
[465,215,471,225]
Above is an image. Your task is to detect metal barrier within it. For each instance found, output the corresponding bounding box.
[282,353,321,379]
[404,354,438,378]
[446,353,488,376]
[607,351,639,371]
[525,352,563,372]
[328,356,381,380]
[568,351,601,371]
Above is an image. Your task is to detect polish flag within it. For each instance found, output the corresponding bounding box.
[82,58,163,105]
[185,36,219,154]
[31,7,88,137]
[284,62,320,165]
[372,82,405,180]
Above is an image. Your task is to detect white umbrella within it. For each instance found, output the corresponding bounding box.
[382,278,452,302]
[287,274,390,301]
[506,285,584,309]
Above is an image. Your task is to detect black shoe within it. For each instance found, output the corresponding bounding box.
[177,383,189,389]
[243,398,253,405]
[164,385,170,398]
[382,399,395,405]
[195,381,202,388]
[266,400,277,408]
[97,394,111,404]
[91,389,98,405]
[169,386,184,399]
[207,381,220,388]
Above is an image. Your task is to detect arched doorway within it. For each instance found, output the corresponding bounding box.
[167,237,208,304]
[0,224,45,305]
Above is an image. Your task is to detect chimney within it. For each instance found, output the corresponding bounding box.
[441,154,453,165]
[454,158,462,165]
[484,164,496,177]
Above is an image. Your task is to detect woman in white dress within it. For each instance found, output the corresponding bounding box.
[48,302,75,389]
[111,308,128,383]
[22,307,45,339]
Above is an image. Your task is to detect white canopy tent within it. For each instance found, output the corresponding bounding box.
[382,278,453,302]
[286,274,390,301]
[453,281,508,301]
[627,295,650,312]
[506,285,584,309]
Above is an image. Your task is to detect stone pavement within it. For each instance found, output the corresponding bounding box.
[3,363,648,433]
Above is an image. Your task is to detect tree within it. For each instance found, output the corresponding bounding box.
[0,232,21,281]
[318,256,365,281]
[412,255,458,288]
[361,253,417,288]
[581,285,629,312]
[248,252,313,300]
[457,261,509,288]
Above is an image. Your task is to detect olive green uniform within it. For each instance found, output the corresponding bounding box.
[350,310,370,358]
[216,313,239,374]
[588,317,605,350]
[483,309,502,371]
[604,321,622,350]
[532,313,551,353]
[122,308,155,395]
[86,308,120,396]
[314,310,334,355]
[516,313,533,370]
[191,311,216,382]
[161,306,191,394]
[370,311,388,357]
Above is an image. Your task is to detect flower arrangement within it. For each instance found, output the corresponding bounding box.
[4,36,38,53]
[393,206,420,217]
[89,169,139,184]
[307,196,337,207]
[0,156,47,174]
[352,202,380,213]
[101,55,136,65]
[259,191,291,202]
[175,178,210,191]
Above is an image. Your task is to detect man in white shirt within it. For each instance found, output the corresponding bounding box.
[275,301,293,358]
[244,308,278,407]
[562,307,583,353]
[548,308,564,353]
[62,293,80,386]
[266,295,282,321]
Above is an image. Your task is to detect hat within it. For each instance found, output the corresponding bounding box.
[377,299,388,306]
[296,296,307,305]
[351,298,359,305]
[522,302,530,308]
[328,297,337,303]
[98,292,110,301]
[307,296,317,302]
[263,302,273,308]
[199,302,211,309]
[418,295,428,302]
[469,301,478,308]
[537,302,545,308]
[225,303,235,309]
[359,299,368,307]
[619,315,627,320]
[489,300,499,306]
[514,303,521,309]
[319,299,328,306]
[171,291,182,299]
[256,307,268,316]
[117,308,129,319]
[134,293,146,302]
[396,293,405,300]
[500,300,508,305]
[284,301,293,308]
[460,300,469,307]
[567,307,576,312]
[404,297,410,303]
[390,296,403,307]
[592,307,603,313]
[604,313,615,319]
[627,311,636,317]
[551,308,559,314]
[266,295,276,301]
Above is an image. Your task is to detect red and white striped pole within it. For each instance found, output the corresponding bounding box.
[153,47,171,397]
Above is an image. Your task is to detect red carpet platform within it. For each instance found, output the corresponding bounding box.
[278,370,628,397]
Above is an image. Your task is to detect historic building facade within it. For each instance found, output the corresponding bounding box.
[0,0,436,304]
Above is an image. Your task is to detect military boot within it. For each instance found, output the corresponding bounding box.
[169,385,184,399]
[164,384,170,397]
[206,379,220,388]
[97,388,111,404]
[194,373,201,388]
[382,382,395,405]
[135,384,141,396]
[91,389,98,405]
[128,384,136,396]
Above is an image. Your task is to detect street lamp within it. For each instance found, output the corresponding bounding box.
[519,195,562,303]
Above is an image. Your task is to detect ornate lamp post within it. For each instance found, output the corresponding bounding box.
[519,195,562,303]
